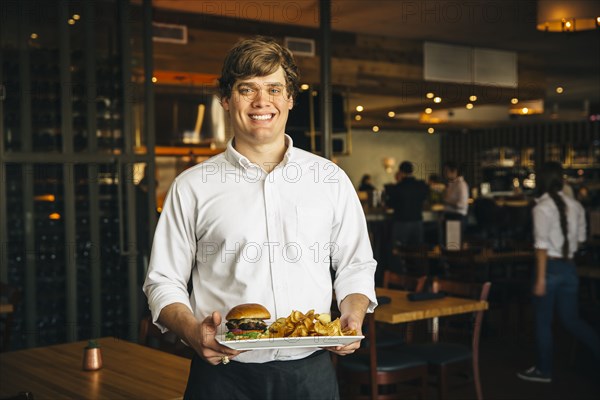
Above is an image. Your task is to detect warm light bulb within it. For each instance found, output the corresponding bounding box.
[556,87,564,94]
[522,107,529,114]
[354,115,362,121]
[597,17,600,24]
[49,212,61,220]
[426,92,435,99]
[387,111,396,118]
[427,127,435,134]
[425,108,433,114]
[511,98,519,104]
[300,83,310,91]
[30,33,38,39]
[433,97,442,103]
[73,14,81,20]
[466,103,474,110]
[68,18,75,25]
[565,21,572,28]
[372,126,380,133]
[151,76,157,83]
[356,105,364,112]
[469,95,477,102]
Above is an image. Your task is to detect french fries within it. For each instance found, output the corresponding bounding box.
[266,309,357,338]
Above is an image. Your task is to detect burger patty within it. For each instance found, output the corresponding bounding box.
[226,318,267,331]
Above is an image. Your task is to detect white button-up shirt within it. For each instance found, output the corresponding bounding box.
[533,191,586,259]
[143,135,377,363]
[443,176,469,216]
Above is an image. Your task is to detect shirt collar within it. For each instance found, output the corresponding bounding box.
[224,134,295,170]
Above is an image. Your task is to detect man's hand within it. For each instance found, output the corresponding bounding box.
[158,304,241,365]
[328,312,363,356]
[327,293,371,356]
[533,279,546,297]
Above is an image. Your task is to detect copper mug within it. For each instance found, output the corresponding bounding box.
[83,347,103,371]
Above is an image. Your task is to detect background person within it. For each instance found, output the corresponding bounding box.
[386,161,429,247]
[143,36,377,400]
[517,161,600,383]
[442,161,469,244]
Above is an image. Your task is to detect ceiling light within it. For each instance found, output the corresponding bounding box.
[425,108,433,114]
[521,107,529,114]
[511,98,519,104]
[354,115,362,121]
[356,105,364,112]
[469,95,477,102]
[427,127,435,134]
[387,111,396,118]
[556,86,564,94]
[537,0,600,32]
[73,14,81,20]
[68,18,75,25]
[151,76,157,83]
[30,33,38,39]
[433,97,442,103]
[300,83,309,91]
[426,92,435,99]
[466,103,474,110]
[372,126,380,133]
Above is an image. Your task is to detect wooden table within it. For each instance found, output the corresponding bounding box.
[0,337,190,399]
[374,288,488,324]
[0,303,14,314]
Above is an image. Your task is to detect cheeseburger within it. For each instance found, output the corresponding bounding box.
[225,303,271,340]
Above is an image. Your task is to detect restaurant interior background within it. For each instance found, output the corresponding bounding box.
[1,0,599,351]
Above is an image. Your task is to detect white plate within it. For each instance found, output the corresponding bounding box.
[216,334,364,351]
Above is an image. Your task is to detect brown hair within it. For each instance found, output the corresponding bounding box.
[217,36,300,101]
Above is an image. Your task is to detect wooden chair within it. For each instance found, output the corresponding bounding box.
[392,245,431,276]
[338,313,428,400]
[440,248,477,282]
[380,272,428,344]
[0,282,21,352]
[0,392,34,400]
[138,315,194,359]
[401,279,491,400]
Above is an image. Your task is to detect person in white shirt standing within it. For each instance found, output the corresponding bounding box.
[143,36,377,399]
[517,161,600,383]
[442,161,469,246]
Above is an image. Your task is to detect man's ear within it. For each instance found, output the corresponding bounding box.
[288,97,294,110]
[221,97,230,111]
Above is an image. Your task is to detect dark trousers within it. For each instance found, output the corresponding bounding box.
[391,220,424,247]
[184,351,339,400]
[534,259,600,375]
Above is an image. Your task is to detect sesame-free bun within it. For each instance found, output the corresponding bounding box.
[225,303,271,320]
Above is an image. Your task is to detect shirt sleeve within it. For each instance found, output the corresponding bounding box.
[143,179,197,332]
[330,169,378,313]
[577,202,587,243]
[457,180,469,210]
[532,205,551,250]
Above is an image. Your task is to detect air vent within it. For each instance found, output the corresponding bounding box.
[284,37,315,57]
[153,22,188,44]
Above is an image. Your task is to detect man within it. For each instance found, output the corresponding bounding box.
[143,36,377,399]
[442,161,469,244]
[386,161,429,247]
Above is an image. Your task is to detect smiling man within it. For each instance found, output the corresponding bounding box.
[143,36,377,400]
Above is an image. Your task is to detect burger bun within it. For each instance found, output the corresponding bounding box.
[226,303,271,320]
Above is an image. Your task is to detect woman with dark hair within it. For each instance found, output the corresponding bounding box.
[517,161,600,383]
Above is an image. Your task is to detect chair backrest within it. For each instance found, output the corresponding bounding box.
[433,279,491,348]
[0,282,22,352]
[0,392,34,400]
[393,245,430,273]
[382,271,427,292]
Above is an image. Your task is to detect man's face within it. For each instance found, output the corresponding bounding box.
[221,66,293,147]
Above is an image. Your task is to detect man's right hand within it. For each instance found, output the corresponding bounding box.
[187,311,242,365]
[158,304,242,366]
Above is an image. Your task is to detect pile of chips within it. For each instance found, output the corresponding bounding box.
[267,309,356,338]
